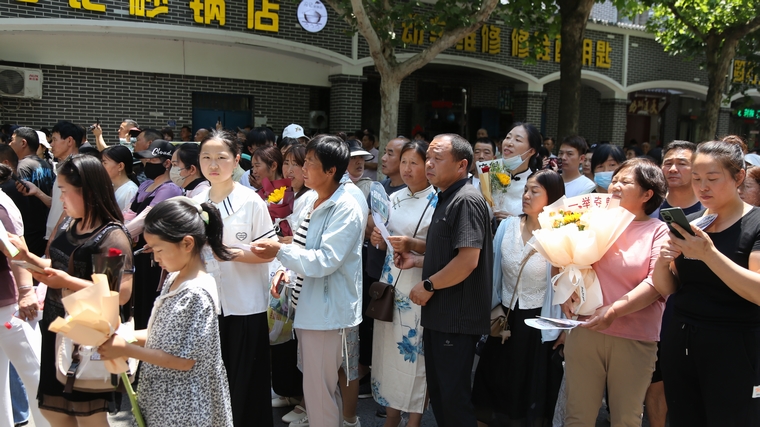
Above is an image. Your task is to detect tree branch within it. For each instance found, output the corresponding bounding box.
[666,3,705,40]
[396,0,500,79]
[350,0,393,73]
[730,14,760,40]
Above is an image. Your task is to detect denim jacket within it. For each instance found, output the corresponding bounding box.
[277,182,367,330]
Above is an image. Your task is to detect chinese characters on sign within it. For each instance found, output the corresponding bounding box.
[566,195,613,210]
[189,0,225,25]
[16,0,280,32]
[737,108,760,119]
[69,0,105,13]
[733,60,759,85]
[511,29,612,69]
[130,0,168,18]
[628,98,662,116]
[403,21,502,55]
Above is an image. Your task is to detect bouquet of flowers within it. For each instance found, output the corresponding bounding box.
[259,178,294,236]
[476,159,512,209]
[530,194,635,316]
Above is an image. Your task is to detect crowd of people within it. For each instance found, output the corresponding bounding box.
[0,118,756,427]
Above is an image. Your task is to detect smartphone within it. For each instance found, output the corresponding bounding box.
[11,260,45,274]
[661,207,694,239]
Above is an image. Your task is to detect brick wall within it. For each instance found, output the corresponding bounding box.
[0,61,315,138]
[627,36,708,86]
[598,98,628,145]
[2,0,354,58]
[579,86,602,143]
[328,75,366,133]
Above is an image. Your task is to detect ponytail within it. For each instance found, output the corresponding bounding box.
[200,202,234,261]
[145,197,233,261]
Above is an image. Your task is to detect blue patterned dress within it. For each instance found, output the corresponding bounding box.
[371,186,436,413]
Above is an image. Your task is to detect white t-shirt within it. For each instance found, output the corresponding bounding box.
[563,175,596,198]
[193,184,275,316]
[114,181,139,212]
[45,177,63,240]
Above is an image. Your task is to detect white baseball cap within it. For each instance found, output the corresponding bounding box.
[35,131,51,150]
[283,124,306,139]
[746,153,760,167]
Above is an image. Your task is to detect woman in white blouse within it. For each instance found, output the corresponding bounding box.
[472,169,565,426]
[101,145,139,211]
[192,130,277,427]
[493,122,544,219]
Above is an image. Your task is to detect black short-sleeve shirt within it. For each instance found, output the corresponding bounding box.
[673,207,760,330]
[421,179,493,335]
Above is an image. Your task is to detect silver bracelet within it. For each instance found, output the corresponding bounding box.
[17,286,32,290]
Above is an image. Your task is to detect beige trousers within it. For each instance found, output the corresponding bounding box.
[564,327,657,427]
[297,328,344,427]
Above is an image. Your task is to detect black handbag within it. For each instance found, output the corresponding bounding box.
[365,194,433,322]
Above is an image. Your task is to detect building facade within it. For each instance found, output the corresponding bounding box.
[0,0,750,146]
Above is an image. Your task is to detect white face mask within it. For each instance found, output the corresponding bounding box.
[170,166,186,186]
[502,150,530,171]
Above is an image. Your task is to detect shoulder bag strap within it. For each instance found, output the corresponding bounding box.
[503,247,537,319]
[392,194,434,289]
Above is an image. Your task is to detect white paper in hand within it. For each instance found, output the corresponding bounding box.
[0,220,19,257]
[524,316,587,330]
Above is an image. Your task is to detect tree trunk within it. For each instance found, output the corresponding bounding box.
[557,0,595,141]
[376,71,403,181]
[699,35,739,140]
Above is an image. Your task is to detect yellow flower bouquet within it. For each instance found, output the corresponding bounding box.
[476,159,513,209]
[530,194,635,315]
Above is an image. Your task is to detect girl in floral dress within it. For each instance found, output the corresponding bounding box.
[99,197,234,426]
[369,141,435,427]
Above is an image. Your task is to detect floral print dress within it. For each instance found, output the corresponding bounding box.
[137,272,233,427]
[371,186,436,413]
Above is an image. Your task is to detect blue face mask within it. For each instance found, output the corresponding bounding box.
[594,171,613,191]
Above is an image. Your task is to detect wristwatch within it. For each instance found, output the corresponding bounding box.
[423,278,435,292]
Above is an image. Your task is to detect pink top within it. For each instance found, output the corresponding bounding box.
[592,218,668,342]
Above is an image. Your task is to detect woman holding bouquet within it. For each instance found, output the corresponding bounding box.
[473,169,565,426]
[252,146,294,237]
[494,122,544,219]
[655,140,760,426]
[369,140,434,427]
[562,158,668,427]
[8,155,134,427]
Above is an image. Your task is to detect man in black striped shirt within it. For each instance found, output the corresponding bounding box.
[397,134,492,427]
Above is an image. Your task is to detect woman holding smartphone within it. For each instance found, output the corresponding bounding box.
[654,139,760,426]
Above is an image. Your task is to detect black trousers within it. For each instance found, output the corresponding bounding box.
[661,320,760,427]
[219,312,273,427]
[424,329,479,427]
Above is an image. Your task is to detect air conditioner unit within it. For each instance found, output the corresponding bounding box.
[309,110,328,130]
[0,66,43,99]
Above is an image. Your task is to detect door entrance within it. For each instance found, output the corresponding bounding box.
[192,93,255,133]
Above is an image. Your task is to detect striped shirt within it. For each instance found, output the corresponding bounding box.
[289,210,310,309]
[421,179,493,335]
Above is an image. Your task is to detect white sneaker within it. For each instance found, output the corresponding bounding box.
[288,414,309,427]
[272,396,300,408]
[343,418,361,427]
[282,405,307,423]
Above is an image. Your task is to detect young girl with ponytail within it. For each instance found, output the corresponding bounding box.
[98,196,234,426]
